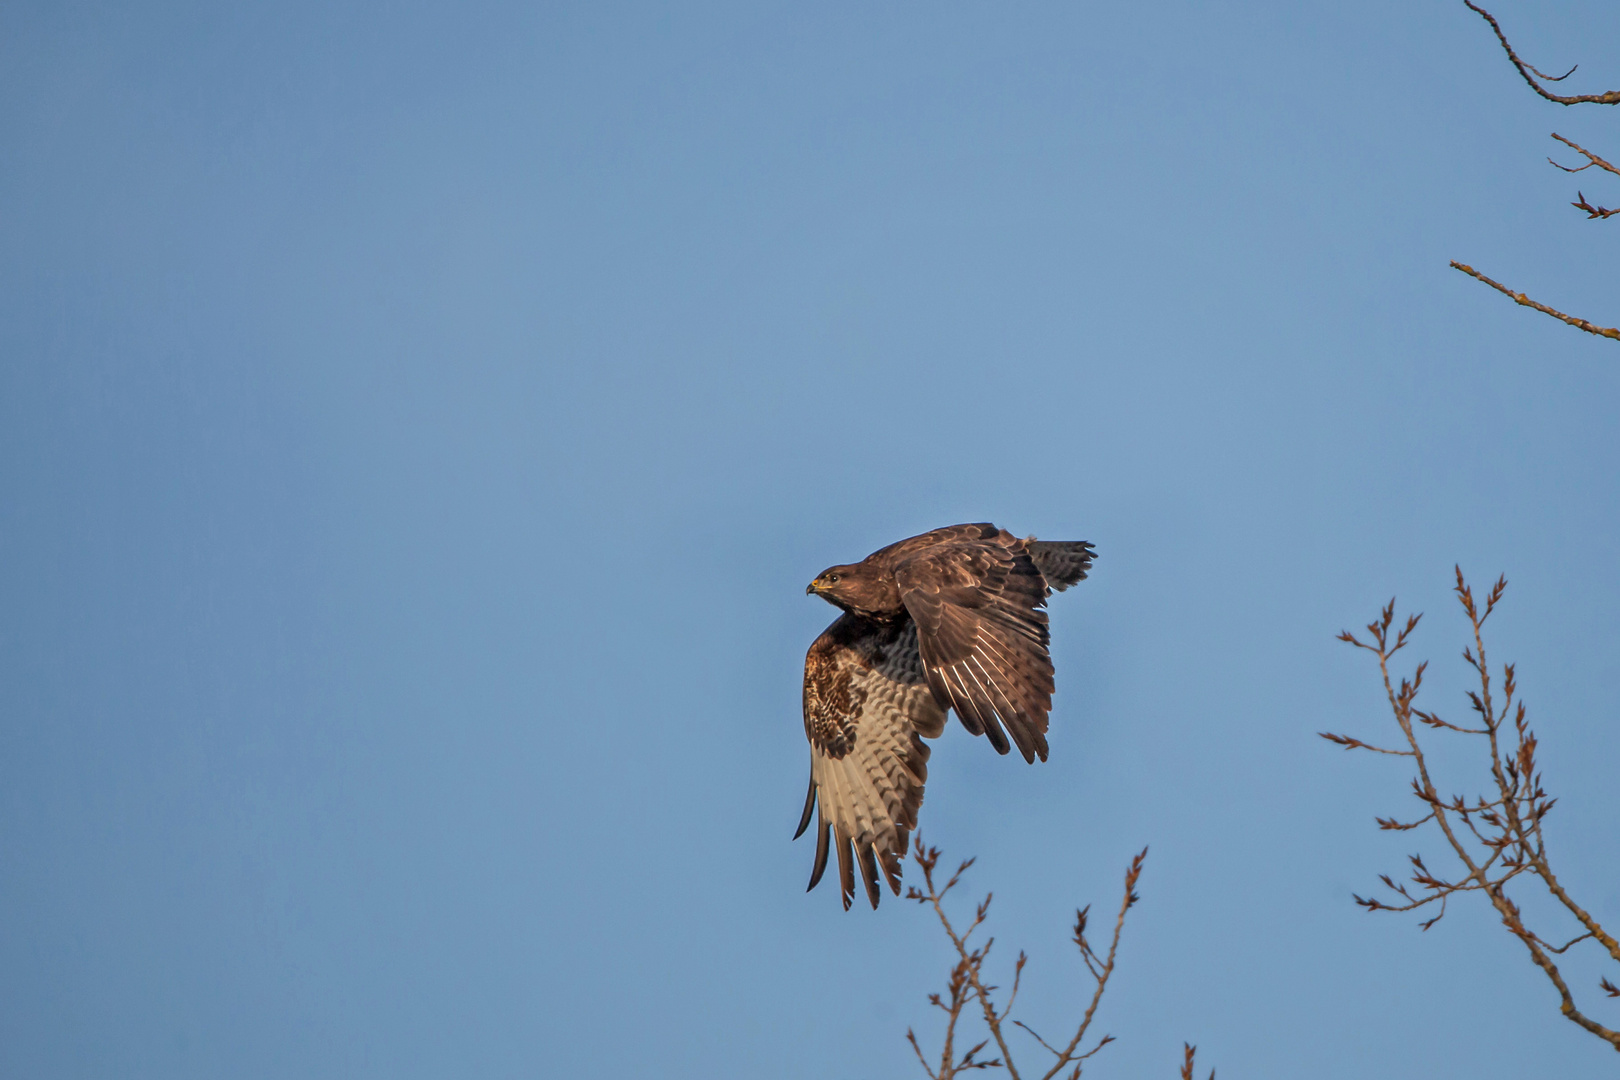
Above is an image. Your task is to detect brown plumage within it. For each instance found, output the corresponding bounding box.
[796,523,1096,909]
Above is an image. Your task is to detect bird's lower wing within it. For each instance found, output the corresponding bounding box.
[799,615,944,910]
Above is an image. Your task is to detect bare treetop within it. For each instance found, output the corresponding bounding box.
[1328,571,1620,1053]
[903,838,1167,1080]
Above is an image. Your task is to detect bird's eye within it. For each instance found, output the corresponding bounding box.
[829,574,839,583]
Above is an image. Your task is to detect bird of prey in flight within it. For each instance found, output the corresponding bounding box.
[797,522,1096,909]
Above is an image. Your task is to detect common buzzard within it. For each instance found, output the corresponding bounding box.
[796,523,1096,909]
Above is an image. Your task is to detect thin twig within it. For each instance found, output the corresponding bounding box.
[1179,1042,1214,1080]
[1549,133,1620,177]
[1450,262,1620,342]
[1037,850,1145,1080]
[1569,192,1620,219]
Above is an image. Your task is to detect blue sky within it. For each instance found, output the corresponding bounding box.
[3,2,1619,1076]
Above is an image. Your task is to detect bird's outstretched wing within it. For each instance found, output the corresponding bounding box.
[798,614,945,910]
[893,532,1056,763]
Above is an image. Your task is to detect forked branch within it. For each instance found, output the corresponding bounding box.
[1549,133,1620,179]
[1465,2,1620,105]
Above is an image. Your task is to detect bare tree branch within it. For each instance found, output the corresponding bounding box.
[1449,262,1620,342]
[1465,2,1620,105]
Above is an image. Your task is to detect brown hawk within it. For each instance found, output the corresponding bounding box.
[796,523,1096,909]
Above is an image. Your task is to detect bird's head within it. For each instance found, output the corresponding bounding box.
[806,563,891,615]
[806,565,854,600]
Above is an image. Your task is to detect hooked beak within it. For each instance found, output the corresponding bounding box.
[806,581,821,595]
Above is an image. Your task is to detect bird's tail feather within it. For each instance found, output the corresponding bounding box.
[1026,540,1096,591]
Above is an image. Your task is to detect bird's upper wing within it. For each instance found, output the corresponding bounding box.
[798,614,945,910]
[892,533,1056,763]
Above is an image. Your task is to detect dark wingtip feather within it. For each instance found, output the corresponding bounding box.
[837,832,856,911]
[881,842,905,895]
[807,821,831,891]
[793,776,817,839]
[1008,716,1049,764]
[858,843,882,909]
[984,718,1012,754]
